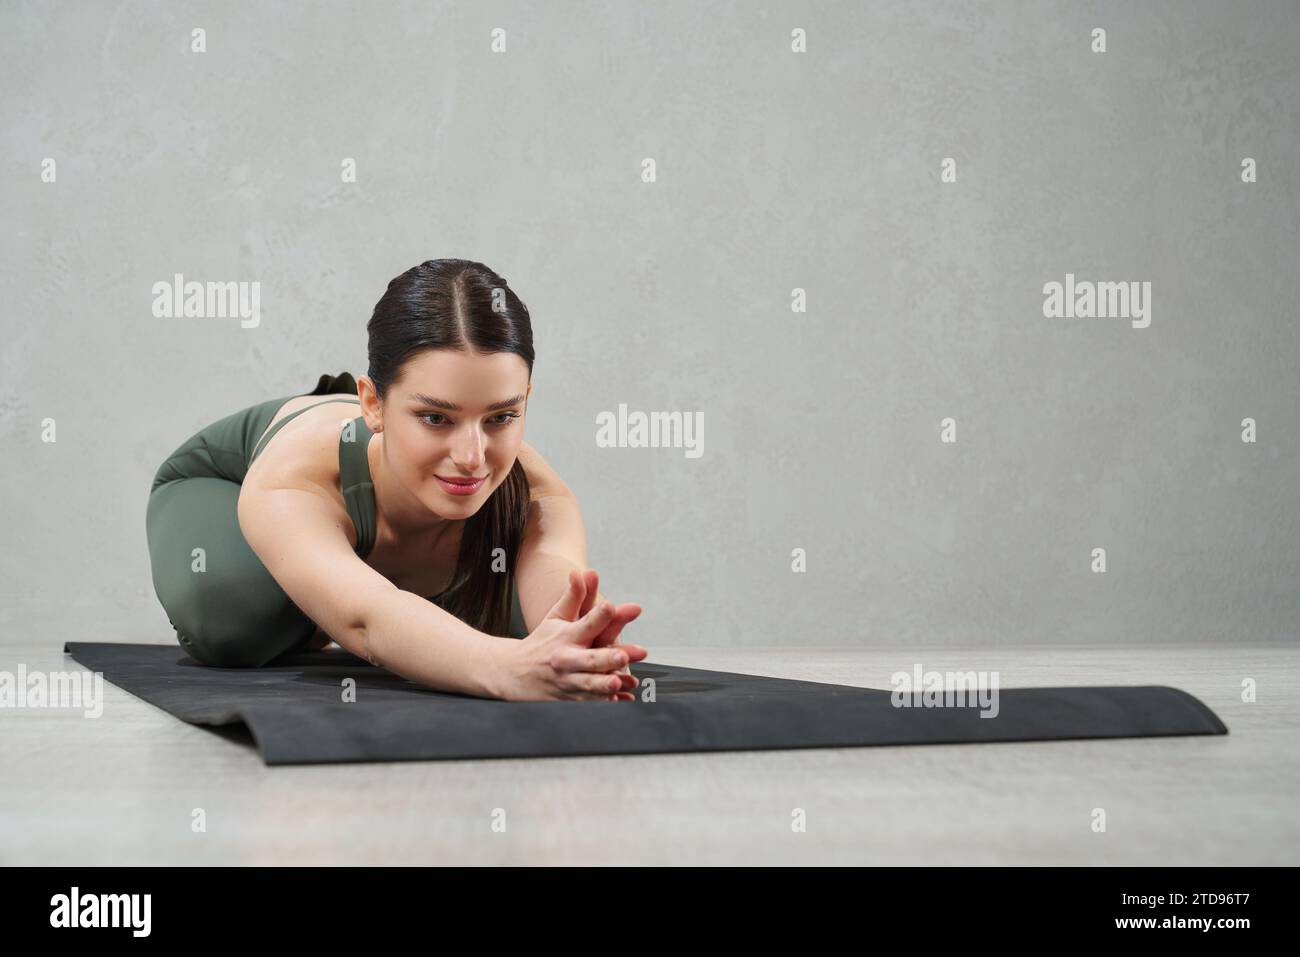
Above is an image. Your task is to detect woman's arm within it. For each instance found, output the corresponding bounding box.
[238,483,516,697]
[513,442,616,631]
[514,491,599,634]
[516,440,572,500]
[513,493,638,689]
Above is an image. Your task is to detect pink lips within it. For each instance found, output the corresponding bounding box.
[435,475,487,495]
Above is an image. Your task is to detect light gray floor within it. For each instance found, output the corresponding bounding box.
[0,636,1295,865]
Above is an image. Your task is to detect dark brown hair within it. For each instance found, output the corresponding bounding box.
[366,259,535,636]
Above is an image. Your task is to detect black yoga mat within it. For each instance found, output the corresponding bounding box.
[63,642,1227,766]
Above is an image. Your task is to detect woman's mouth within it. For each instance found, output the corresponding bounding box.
[435,474,487,495]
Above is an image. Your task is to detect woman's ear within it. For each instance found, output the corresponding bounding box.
[356,375,384,432]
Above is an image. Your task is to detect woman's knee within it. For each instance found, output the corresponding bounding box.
[167,572,315,668]
[147,476,313,667]
[176,623,306,669]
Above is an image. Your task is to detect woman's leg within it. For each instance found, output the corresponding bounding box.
[146,474,316,667]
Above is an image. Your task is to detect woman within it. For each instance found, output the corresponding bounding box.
[145,259,646,701]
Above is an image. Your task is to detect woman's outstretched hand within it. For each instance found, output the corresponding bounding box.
[574,568,640,697]
[498,568,646,701]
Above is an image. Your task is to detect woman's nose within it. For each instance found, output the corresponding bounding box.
[452,426,487,469]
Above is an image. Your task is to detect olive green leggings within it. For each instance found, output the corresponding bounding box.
[145,382,334,668]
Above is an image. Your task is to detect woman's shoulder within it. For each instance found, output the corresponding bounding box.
[242,399,363,505]
[257,395,364,449]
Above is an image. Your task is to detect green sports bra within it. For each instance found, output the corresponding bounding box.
[249,398,378,561]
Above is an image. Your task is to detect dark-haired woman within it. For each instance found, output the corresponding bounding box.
[145,259,646,701]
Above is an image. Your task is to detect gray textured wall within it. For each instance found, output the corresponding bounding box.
[1,1,1296,650]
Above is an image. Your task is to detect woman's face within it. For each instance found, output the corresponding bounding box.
[372,348,531,519]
